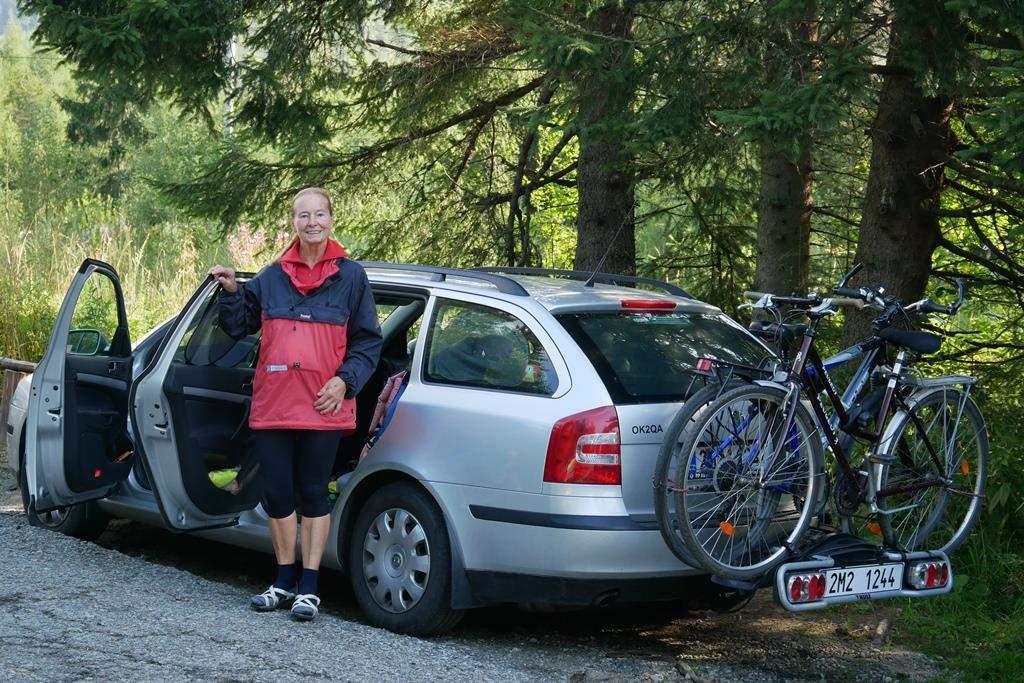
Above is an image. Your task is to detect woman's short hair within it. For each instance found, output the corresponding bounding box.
[291,187,333,216]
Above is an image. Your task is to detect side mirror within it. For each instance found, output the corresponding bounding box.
[67,329,105,356]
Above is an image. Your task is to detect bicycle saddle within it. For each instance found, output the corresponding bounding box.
[878,328,942,354]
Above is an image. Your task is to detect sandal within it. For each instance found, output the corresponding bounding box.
[250,585,295,612]
[290,593,320,621]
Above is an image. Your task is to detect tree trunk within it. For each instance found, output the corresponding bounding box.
[843,10,954,342]
[753,5,816,297]
[574,2,636,276]
[754,139,813,296]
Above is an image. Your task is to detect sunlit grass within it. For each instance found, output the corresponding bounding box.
[0,202,216,360]
[896,530,1024,681]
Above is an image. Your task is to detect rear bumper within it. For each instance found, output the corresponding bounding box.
[430,482,698,581]
[465,570,708,608]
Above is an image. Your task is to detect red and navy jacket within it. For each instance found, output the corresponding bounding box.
[217,241,383,431]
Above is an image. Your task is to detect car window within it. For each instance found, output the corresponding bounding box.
[424,300,557,395]
[68,273,119,355]
[557,311,774,404]
[174,292,259,369]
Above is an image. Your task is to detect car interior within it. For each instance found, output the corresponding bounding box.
[145,287,426,518]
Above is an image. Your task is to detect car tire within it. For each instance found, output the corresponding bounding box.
[348,482,464,635]
[18,447,109,541]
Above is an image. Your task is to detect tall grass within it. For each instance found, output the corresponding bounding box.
[0,195,210,360]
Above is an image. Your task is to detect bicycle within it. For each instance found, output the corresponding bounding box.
[657,268,986,579]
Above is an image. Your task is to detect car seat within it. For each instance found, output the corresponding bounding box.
[431,335,491,383]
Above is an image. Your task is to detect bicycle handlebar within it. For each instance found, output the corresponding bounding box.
[830,297,866,309]
[743,292,865,309]
[836,262,863,289]
[919,300,955,315]
[832,277,964,319]
[744,291,818,306]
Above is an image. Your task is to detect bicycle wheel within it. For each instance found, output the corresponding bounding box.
[654,380,744,566]
[674,384,823,579]
[877,385,987,554]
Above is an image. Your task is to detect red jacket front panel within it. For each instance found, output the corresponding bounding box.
[217,245,383,432]
[249,316,355,430]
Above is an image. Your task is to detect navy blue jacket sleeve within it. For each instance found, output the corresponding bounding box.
[217,272,263,339]
[337,263,383,397]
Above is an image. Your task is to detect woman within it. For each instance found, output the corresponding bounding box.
[209,187,382,621]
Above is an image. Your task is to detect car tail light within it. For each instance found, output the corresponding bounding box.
[543,406,621,485]
[786,572,826,603]
[907,560,950,589]
[620,299,676,310]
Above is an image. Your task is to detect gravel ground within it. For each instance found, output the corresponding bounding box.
[0,461,950,682]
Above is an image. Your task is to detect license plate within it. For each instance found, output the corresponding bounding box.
[825,563,903,597]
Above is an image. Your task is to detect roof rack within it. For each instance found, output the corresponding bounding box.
[473,267,692,299]
[359,262,529,296]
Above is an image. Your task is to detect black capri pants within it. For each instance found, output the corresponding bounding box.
[255,429,341,518]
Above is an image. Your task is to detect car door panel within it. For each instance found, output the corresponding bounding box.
[374,293,572,494]
[161,363,259,517]
[26,259,133,512]
[131,276,263,531]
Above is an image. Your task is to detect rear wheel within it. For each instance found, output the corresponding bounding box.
[654,380,743,566]
[675,384,822,579]
[18,445,108,540]
[348,482,464,635]
[877,387,987,554]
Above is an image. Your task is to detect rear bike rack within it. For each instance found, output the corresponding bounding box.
[772,532,953,611]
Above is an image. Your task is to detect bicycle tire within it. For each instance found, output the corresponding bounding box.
[674,384,823,580]
[876,385,987,555]
[654,380,744,566]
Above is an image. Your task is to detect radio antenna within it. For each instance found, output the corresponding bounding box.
[583,203,636,288]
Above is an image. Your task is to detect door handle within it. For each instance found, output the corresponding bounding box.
[107,361,124,374]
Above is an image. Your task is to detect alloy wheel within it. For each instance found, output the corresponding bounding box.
[362,507,431,614]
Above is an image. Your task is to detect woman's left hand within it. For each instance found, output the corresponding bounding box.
[314,376,347,415]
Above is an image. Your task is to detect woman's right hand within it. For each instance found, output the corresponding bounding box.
[208,265,238,293]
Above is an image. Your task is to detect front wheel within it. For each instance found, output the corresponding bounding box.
[18,448,108,540]
[877,386,987,555]
[675,384,823,580]
[348,482,464,635]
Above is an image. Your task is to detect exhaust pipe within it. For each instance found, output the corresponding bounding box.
[592,589,620,608]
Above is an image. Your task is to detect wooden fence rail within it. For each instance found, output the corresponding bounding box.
[1,358,36,373]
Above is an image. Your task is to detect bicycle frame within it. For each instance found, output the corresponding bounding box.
[771,324,958,514]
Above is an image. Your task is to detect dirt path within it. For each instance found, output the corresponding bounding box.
[0,458,947,681]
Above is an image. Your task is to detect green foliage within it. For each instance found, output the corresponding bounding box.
[897,531,1024,680]
[0,21,223,359]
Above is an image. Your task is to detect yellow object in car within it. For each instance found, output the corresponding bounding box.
[209,468,239,489]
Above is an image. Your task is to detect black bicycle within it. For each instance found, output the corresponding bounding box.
[655,268,986,579]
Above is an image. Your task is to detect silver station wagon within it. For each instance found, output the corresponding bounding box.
[7,259,774,634]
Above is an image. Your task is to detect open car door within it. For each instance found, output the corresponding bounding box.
[26,259,134,513]
[131,275,262,531]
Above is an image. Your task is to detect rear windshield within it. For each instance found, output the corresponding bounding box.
[557,311,775,404]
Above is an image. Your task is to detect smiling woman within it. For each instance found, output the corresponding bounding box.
[208,186,383,622]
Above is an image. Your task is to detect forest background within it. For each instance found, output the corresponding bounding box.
[1,1,1022,676]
